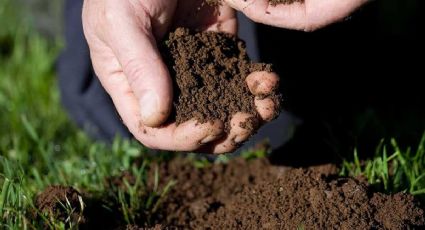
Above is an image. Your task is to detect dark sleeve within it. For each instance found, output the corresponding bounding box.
[57,0,131,142]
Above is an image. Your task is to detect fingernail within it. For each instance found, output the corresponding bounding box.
[234,134,249,143]
[139,90,158,123]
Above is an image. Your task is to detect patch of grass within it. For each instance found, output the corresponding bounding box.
[340,133,425,201]
[44,193,85,230]
[110,163,176,225]
[187,141,271,169]
[0,0,174,228]
[186,146,269,169]
[241,146,269,161]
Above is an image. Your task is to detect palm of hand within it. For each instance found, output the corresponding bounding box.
[225,0,369,31]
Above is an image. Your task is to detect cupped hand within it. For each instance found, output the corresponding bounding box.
[82,0,279,153]
[224,0,369,31]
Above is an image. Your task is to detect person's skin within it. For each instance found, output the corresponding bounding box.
[82,0,367,154]
[225,0,370,31]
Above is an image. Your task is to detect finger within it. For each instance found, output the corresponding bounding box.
[143,119,224,151]
[200,113,259,154]
[246,71,280,96]
[174,1,238,34]
[224,0,369,31]
[255,97,277,122]
[204,4,238,34]
[103,1,173,127]
[98,69,224,151]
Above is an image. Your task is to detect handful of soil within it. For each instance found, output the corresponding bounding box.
[161,28,280,131]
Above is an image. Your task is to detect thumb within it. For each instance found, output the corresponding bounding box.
[104,5,172,127]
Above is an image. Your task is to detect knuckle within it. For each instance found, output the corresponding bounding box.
[123,59,146,85]
[102,74,128,94]
[104,10,116,25]
[103,0,119,24]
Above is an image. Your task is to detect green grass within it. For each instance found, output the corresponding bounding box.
[340,134,425,201]
[0,1,175,228]
[1,0,424,229]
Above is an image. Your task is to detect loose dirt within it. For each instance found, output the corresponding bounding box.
[161,28,278,131]
[35,185,84,224]
[35,158,424,229]
[152,157,424,229]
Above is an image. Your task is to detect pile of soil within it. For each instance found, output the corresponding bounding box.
[152,157,424,229]
[35,185,84,225]
[34,158,424,229]
[161,28,279,131]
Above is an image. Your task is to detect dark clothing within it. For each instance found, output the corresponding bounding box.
[58,0,130,142]
[258,0,425,165]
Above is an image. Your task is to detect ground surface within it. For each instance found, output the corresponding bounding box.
[152,157,425,229]
[35,157,424,229]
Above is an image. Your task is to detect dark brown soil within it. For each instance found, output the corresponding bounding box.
[152,157,424,229]
[161,28,279,131]
[35,158,425,229]
[35,185,85,224]
[203,0,221,7]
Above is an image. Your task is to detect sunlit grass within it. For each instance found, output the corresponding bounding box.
[340,133,425,201]
[0,0,174,228]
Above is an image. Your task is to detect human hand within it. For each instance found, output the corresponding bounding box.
[82,0,279,153]
[224,0,369,31]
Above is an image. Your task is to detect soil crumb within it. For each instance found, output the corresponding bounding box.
[35,185,84,224]
[162,28,279,131]
[203,0,221,7]
[151,157,424,229]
